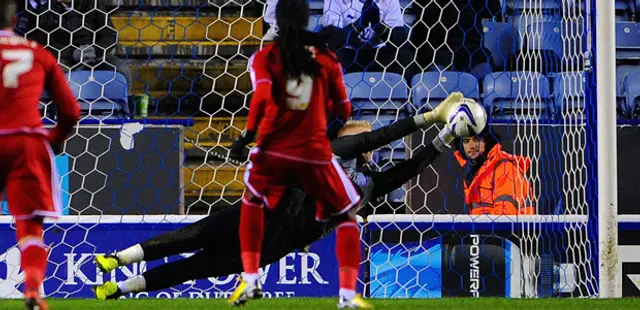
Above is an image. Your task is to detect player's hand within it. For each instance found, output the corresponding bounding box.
[229,140,248,161]
[229,130,255,161]
[422,92,464,124]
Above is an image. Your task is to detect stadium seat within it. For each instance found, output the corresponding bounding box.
[410,72,480,114]
[482,20,518,69]
[616,21,640,60]
[504,0,560,12]
[554,72,585,116]
[355,111,405,130]
[617,64,640,116]
[616,0,635,21]
[524,21,562,65]
[68,71,130,117]
[624,72,640,118]
[482,71,553,118]
[344,72,409,112]
[308,14,322,32]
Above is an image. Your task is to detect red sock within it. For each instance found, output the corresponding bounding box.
[22,244,47,292]
[15,218,47,294]
[336,220,360,291]
[239,200,264,275]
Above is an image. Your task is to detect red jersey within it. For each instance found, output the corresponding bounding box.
[0,30,79,143]
[246,44,351,162]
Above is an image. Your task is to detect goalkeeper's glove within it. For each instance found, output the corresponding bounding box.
[421,91,464,124]
[229,130,255,161]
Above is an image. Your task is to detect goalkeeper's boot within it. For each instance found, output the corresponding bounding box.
[24,290,49,310]
[422,91,464,124]
[93,281,123,300]
[228,277,263,306]
[338,294,374,309]
[95,253,120,273]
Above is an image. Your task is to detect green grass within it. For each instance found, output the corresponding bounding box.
[4,298,640,309]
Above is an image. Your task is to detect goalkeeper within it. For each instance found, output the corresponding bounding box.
[92,93,469,300]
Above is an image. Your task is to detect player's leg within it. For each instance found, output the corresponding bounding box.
[96,208,240,272]
[95,249,235,299]
[305,160,372,308]
[15,217,48,309]
[6,136,59,310]
[231,151,285,305]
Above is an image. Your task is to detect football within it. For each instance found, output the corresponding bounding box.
[446,98,487,137]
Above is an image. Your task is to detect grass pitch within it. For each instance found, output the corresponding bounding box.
[3,298,640,309]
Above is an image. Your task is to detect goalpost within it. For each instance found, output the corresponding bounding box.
[0,0,621,300]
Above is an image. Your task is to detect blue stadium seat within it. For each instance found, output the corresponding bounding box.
[68,71,129,117]
[524,21,563,59]
[410,72,479,114]
[40,70,129,118]
[554,72,585,116]
[481,20,518,69]
[482,71,553,118]
[616,0,635,21]
[377,142,406,163]
[309,0,323,10]
[344,72,409,112]
[355,112,404,130]
[617,64,639,116]
[504,0,560,12]
[308,14,322,32]
[616,21,640,60]
[624,72,640,118]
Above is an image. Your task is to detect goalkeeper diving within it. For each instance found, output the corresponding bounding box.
[92,92,485,303]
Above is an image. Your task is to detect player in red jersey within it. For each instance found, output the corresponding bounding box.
[0,1,80,309]
[227,0,370,308]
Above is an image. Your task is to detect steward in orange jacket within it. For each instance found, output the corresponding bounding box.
[453,129,535,215]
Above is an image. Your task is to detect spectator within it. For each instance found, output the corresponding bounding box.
[320,0,412,75]
[453,128,535,215]
[412,0,502,78]
[15,0,132,84]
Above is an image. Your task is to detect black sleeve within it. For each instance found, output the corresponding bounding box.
[331,117,418,160]
[368,143,442,198]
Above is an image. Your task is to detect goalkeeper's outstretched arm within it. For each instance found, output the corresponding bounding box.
[331,92,465,160]
[368,127,456,198]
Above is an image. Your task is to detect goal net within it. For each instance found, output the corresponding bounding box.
[0,0,600,300]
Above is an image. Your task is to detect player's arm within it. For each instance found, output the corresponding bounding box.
[328,60,351,121]
[43,49,80,144]
[332,116,421,160]
[367,128,456,198]
[230,52,271,158]
[332,92,464,160]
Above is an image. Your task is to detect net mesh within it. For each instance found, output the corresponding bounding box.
[0,0,599,299]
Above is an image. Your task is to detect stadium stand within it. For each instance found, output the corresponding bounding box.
[482,71,553,118]
[410,71,480,113]
[28,0,640,213]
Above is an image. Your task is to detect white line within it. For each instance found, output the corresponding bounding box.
[0,214,366,224]
[366,214,591,223]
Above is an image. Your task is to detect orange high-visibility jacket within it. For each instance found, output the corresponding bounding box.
[454,144,535,215]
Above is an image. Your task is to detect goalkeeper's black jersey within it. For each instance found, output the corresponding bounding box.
[276,117,442,250]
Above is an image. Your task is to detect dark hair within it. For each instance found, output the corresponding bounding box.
[275,0,328,79]
[1,0,17,29]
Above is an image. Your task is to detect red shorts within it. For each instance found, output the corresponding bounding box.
[244,148,361,221]
[0,135,61,220]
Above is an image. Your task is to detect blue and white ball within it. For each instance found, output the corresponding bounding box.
[445,98,487,137]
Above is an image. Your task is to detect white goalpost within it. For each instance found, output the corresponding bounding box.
[595,0,620,298]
